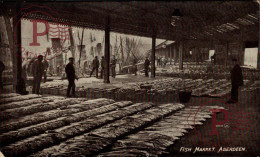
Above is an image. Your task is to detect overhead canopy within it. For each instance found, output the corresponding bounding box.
[1,1,259,41]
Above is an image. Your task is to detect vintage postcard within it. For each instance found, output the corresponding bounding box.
[0,0,259,156]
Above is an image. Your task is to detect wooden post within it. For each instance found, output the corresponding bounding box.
[68,28,75,59]
[179,41,183,70]
[14,0,23,93]
[240,41,245,66]
[258,39,260,69]
[78,28,85,73]
[3,8,16,91]
[165,46,168,58]
[170,46,172,65]
[174,45,177,65]
[151,34,156,78]
[104,16,110,83]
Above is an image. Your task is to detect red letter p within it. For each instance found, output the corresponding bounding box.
[29,20,49,46]
[210,109,229,135]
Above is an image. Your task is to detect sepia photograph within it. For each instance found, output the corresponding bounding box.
[0,0,259,156]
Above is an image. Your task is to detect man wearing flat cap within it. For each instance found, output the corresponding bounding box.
[90,56,99,78]
[32,55,44,94]
[65,57,78,97]
[227,58,243,103]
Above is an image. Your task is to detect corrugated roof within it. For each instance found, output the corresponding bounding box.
[1,1,259,41]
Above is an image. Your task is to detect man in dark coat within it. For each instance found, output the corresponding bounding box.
[144,57,150,77]
[90,56,99,78]
[100,56,105,79]
[111,56,117,78]
[157,57,161,66]
[133,59,138,76]
[227,58,243,103]
[32,55,44,94]
[65,57,78,97]
[211,53,216,64]
[0,60,5,90]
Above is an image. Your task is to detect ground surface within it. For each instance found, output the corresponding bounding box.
[169,89,260,156]
[0,75,259,156]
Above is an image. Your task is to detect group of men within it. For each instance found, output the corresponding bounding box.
[0,55,50,94]
[0,53,244,103]
[31,55,49,94]
[157,57,168,67]
[130,57,150,77]
[45,55,245,102]
[90,56,117,78]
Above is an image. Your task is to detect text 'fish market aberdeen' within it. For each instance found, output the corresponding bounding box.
[0,1,259,157]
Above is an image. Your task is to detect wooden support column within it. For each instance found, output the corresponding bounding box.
[179,41,183,70]
[240,41,245,66]
[104,16,110,83]
[258,39,260,69]
[174,45,178,65]
[14,0,23,93]
[68,28,75,59]
[151,34,156,78]
[3,9,16,91]
[170,46,172,65]
[165,47,168,58]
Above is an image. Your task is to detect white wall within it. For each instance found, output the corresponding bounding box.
[244,48,258,68]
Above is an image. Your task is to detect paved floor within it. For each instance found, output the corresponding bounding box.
[1,76,259,156]
[168,89,260,156]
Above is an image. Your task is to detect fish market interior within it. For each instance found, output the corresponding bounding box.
[0,1,259,156]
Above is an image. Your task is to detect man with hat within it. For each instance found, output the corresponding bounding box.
[32,55,44,94]
[90,56,99,78]
[227,58,243,103]
[111,55,117,78]
[65,57,78,97]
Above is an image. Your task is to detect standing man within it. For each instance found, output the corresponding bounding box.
[206,60,214,74]
[100,56,105,79]
[157,57,161,66]
[43,58,49,83]
[211,53,216,64]
[133,59,137,76]
[0,60,5,90]
[32,55,44,94]
[227,58,243,103]
[90,56,99,78]
[65,57,78,97]
[111,55,117,78]
[28,58,36,76]
[144,57,150,77]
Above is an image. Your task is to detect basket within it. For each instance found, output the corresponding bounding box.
[179,90,192,103]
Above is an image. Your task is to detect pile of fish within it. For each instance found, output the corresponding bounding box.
[98,105,224,156]
[41,77,258,100]
[0,93,225,157]
[30,103,184,156]
[156,64,260,80]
